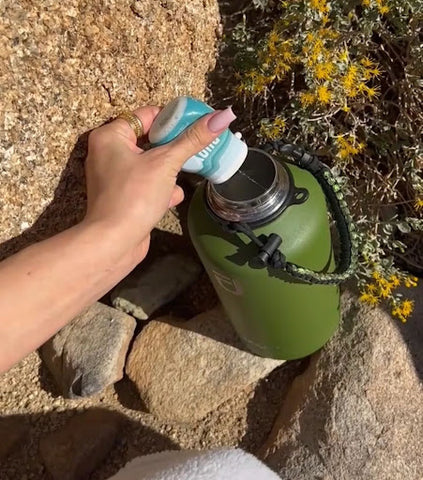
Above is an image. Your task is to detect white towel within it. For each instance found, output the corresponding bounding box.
[108,448,280,480]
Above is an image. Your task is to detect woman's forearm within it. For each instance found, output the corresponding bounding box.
[0,221,139,374]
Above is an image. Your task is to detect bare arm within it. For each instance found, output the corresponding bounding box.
[0,221,137,372]
[0,105,235,374]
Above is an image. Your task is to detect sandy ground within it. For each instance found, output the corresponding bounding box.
[0,207,305,479]
[0,351,303,479]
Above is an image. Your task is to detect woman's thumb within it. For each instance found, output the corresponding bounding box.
[165,107,236,170]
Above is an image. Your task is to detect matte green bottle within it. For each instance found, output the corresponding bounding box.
[187,148,340,360]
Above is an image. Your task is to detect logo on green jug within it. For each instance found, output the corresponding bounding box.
[212,270,242,296]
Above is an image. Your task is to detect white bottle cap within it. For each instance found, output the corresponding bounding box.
[206,133,248,184]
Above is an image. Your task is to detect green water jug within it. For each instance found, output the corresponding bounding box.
[188,145,357,360]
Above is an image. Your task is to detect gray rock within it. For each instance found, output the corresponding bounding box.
[0,417,29,460]
[111,254,202,320]
[39,409,121,480]
[41,302,136,398]
[126,307,284,422]
[261,286,423,480]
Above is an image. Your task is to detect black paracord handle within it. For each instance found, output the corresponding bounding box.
[225,142,358,285]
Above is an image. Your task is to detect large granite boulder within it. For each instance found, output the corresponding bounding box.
[0,0,219,258]
[260,286,423,480]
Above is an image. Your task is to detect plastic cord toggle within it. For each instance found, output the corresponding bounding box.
[254,234,283,268]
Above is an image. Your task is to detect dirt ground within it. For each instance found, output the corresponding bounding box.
[0,343,303,480]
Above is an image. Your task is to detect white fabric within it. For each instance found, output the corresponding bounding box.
[108,448,280,480]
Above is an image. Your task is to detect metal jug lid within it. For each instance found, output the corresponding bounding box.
[206,148,292,226]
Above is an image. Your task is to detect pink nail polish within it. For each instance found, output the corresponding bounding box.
[207,107,237,133]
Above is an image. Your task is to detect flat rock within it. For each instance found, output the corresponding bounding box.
[39,409,121,480]
[0,0,219,259]
[126,307,283,422]
[112,254,202,320]
[261,285,423,480]
[0,416,29,460]
[41,302,136,398]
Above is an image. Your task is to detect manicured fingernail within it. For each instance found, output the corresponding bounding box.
[207,107,237,133]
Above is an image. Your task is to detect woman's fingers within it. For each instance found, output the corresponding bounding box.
[168,185,185,208]
[89,106,162,154]
[113,106,162,144]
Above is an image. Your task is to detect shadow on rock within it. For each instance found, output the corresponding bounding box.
[239,359,309,455]
[37,359,64,399]
[0,133,89,262]
[114,376,148,412]
[0,407,178,480]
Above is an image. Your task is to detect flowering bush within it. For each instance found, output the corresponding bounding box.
[226,0,422,320]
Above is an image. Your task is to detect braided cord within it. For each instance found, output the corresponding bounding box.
[266,142,358,284]
[225,142,359,285]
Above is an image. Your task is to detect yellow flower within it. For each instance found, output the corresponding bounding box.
[342,104,351,112]
[317,85,331,104]
[274,116,286,129]
[309,0,329,14]
[342,65,360,97]
[366,283,378,294]
[370,67,381,77]
[415,198,423,211]
[259,116,286,140]
[362,0,371,6]
[379,283,392,298]
[318,28,339,40]
[361,57,375,68]
[404,276,418,288]
[314,62,335,81]
[378,277,391,290]
[348,65,359,76]
[268,30,279,44]
[364,86,380,98]
[339,49,349,63]
[372,271,384,285]
[389,275,401,288]
[379,5,390,14]
[358,82,367,93]
[392,299,414,322]
[306,32,316,43]
[300,91,316,107]
[336,135,365,159]
[392,306,406,323]
[400,300,414,317]
[360,291,380,306]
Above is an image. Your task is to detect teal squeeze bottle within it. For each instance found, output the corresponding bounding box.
[148,96,248,184]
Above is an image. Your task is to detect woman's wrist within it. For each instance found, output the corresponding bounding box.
[77,218,147,275]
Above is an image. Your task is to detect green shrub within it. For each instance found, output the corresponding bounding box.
[228,0,422,320]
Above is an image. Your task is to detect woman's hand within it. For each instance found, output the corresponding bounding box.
[83,105,235,266]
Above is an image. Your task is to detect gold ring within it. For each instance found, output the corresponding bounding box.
[117,111,144,138]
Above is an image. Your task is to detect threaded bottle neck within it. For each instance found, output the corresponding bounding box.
[206,148,291,225]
